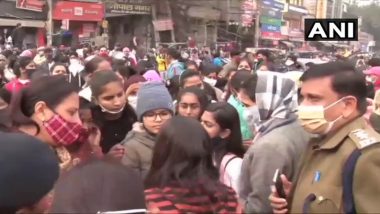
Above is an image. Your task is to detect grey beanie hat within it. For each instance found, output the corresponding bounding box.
[136,81,173,120]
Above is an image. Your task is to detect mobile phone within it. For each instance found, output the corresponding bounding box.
[272,169,287,199]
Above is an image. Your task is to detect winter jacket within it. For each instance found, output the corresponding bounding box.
[120,122,156,178]
[239,118,309,213]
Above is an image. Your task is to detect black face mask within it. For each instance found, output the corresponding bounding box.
[26,68,36,74]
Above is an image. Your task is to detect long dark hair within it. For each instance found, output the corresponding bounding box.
[84,56,107,75]
[50,62,68,75]
[145,116,219,189]
[51,159,146,213]
[10,75,77,133]
[176,87,210,119]
[205,102,245,168]
[13,56,33,77]
[225,70,253,101]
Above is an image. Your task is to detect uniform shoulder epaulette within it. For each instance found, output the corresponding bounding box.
[349,129,380,150]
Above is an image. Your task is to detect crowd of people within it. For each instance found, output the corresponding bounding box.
[1,43,380,214]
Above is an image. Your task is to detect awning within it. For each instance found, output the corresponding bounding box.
[280,40,295,48]
[0,18,45,28]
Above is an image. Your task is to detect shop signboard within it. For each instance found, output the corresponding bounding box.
[260,16,282,26]
[53,1,104,21]
[16,0,44,12]
[105,0,152,15]
[261,0,284,10]
[261,31,282,40]
[261,7,282,19]
[153,19,174,31]
[261,24,281,33]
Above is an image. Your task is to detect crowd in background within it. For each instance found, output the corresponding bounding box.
[1,42,380,214]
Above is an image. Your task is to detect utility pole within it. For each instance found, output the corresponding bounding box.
[227,0,230,32]
[254,1,260,48]
[47,0,53,46]
[165,0,176,43]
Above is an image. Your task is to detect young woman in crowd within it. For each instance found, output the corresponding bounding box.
[226,71,255,143]
[10,75,85,171]
[237,57,253,71]
[5,56,36,93]
[119,82,174,178]
[51,159,146,213]
[200,102,245,194]
[180,70,222,101]
[50,63,68,76]
[89,71,137,154]
[144,116,241,213]
[176,86,209,120]
[79,56,113,102]
[124,74,146,110]
[237,72,309,213]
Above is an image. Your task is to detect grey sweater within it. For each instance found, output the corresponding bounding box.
[239,119,310,213]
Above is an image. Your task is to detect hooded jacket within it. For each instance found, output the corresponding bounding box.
[120,122,156,178]
[239,72,310,213]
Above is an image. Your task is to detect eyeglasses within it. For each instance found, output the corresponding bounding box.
[143,110,172,121]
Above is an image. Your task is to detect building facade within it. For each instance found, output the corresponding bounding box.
[0,0,47,48]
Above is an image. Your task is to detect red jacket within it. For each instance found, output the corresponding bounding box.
[5,79,30,93]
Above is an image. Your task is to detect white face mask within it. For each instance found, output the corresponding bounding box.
[99,103,126,114]
[285,59,294,66]
[127,96,137,110]
[70,59,80,65]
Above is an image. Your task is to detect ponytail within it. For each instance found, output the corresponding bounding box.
[10,88,40,133]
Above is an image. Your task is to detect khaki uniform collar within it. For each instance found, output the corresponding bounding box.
[319,117,366,150]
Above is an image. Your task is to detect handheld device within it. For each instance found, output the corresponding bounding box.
[272,169,287,199]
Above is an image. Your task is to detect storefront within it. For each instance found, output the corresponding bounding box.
[283,4,308,47]
[105,0,153,49]
[52,1,104,46]
[0,0,47,48]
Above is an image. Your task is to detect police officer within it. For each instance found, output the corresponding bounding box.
[269,61,380,213]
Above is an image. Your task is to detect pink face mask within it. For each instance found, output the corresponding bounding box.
[43,114,83,146]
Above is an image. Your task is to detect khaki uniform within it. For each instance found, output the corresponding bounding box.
[289,117,380,213]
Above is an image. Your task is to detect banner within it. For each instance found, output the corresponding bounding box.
[16,0,44,12]
[261,7,282,19]
[261,24,281,33]
[105,0,152,15]
[260,16,282,26]
[241,0,256,27]
[261,0,284,10]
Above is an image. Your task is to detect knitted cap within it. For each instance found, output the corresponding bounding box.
[0,132,59,208]
[136,82,173,120]
[143,70,162,82]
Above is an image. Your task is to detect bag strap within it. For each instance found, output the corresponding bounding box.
[342,149,361,214]
[221,155,238,179]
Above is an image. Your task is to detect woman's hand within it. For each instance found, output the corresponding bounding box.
[107,144,125,160]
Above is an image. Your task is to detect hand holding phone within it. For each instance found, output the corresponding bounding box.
[273,169,287,199]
